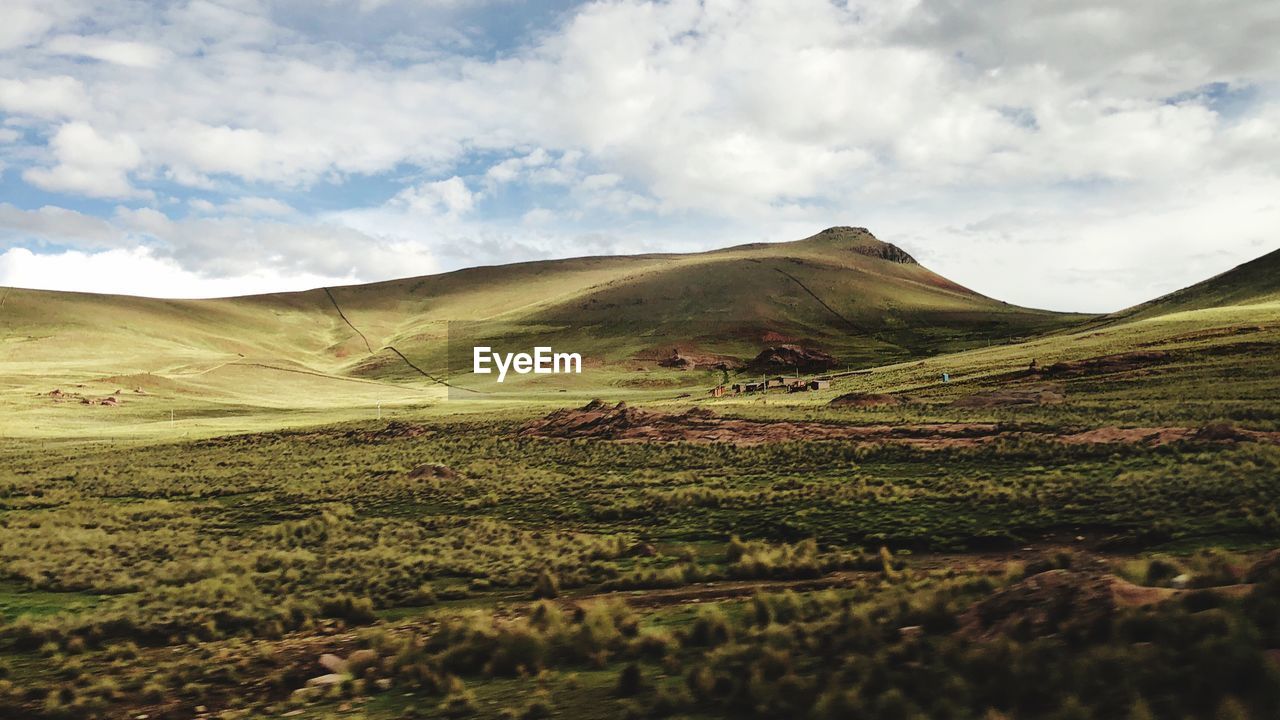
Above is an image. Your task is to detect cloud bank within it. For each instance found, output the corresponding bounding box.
[0,0,1277,310]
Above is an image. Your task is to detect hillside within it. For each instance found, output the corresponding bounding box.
[0,228,1084,420]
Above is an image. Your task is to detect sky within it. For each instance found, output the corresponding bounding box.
[0,0,1278,312]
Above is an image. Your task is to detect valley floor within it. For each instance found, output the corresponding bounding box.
[1,302,1279,719]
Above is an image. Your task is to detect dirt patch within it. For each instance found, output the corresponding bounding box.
[44,389,126,406]
[656,348,742,371]
[748,344,838,373]
[522,402,1280,449]
[407,463,458,481]
[829,392,906,408]
[1062,426,1193,445]
[1193,422,1256,442]
[522,401,997,446]
[1038,351,1171,378]
[952,384,1065,408]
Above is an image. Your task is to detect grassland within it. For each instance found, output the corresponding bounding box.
[0,239,1278,718]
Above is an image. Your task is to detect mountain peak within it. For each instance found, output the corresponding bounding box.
[818,225,873,237]
[809,226,917,265]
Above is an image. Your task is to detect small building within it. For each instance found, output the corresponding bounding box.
[808,378,831,391]
[710,385,726,397]
[786,379,808,392]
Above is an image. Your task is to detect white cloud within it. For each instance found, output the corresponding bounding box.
[520,207,554,226]
[0,203,437,292]
[0,202,122,248]
[392,176,476,216]
[189,196,295,217]
[0,1,86,52]
[868,167,1280,312]
[0,76,89,119]
[484,148,553,185]
[44,35,173,68]
[22,121,143,198]
[0,245,355,298]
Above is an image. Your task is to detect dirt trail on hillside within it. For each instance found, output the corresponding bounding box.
[521,401,1280,448]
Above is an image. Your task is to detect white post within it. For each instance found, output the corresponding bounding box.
[377,402,381,420]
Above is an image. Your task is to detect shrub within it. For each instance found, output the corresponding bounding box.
[320,595,377,625]
[616,663,644,697]
[686,606,733,647]
[532,570,560,600]
[439,690,477,717]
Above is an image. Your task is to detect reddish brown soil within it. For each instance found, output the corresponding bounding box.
[521,400,998,446]
[343,421,428,442]
[1038,350,1171,378]
[521,401,1280,448]
[952,384,1065,408]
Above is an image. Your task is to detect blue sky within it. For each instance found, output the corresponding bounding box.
[1,0,1279,311]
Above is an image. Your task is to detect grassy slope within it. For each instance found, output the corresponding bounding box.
[1101,247,1280,323]
[0,228,1084,437]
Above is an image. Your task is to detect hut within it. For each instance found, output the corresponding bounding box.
[710,385,726,397]
[809,378,831,391]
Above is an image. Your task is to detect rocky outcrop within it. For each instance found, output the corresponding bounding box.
[851,242,917,264]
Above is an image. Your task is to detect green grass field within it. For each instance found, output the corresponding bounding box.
[1,236,1278,719]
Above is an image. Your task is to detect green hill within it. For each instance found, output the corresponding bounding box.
[0,227,1081,403]
[326,226,1086,380]
[1104,248,1280,322]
